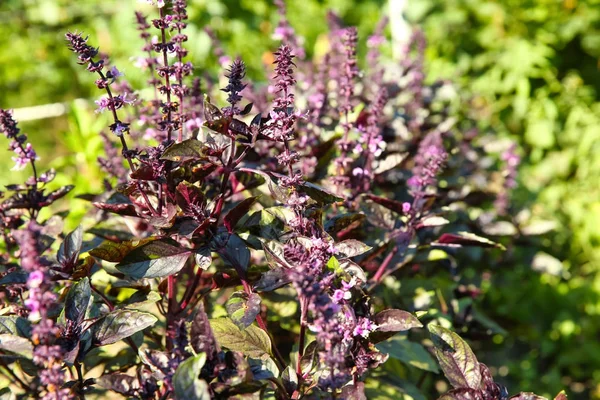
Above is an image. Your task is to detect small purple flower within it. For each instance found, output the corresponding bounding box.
[95,97,111,113]
[11,143,38,171]
[353,317,378,338]
[402,202,411,214]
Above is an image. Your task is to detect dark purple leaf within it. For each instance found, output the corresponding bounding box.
[116,240,192,279]
[97,373,140,396]
[93,202,137,217]
[58,225,83,268]
[129,164,159,180]
[438,388,485,400]
[240,102,253,116]
[89,238,156,263]
[260,240,291,268]
[225,291,262,329]
[224,196,258,233]
[374,309,423,332]
[253,267,291,292]
[45,185,74,204]
[433,232,506,250]
[64,277,91,324]
[175,182,205,213]
[161,139,207,162]
[509,393,547,400]
[341,382,367,400]
[335,239,372,258]
[324,213,366,237]
[428,324,482,390]
[297,181,343,205]
[217,234,250,274]
[190,303,218,360]
[365,194,406,214]
[0,270,28,285]
[91,310,157,346]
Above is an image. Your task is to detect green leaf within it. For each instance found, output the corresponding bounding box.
[209,318,272,358]
[335,239,372,257]
[57,225,83,266]
[428,324,482,390]
[92,310,157,346]
[116,240,191,279]
[0,334,33,358]
[161,139,207,162]
[376,336,439,372]
[173,353,210,400]
[65,277,91,324]
[225,291,262,329]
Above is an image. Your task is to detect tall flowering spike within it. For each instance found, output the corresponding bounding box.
[366,17,389,90]
[270,45,302,187]
[65,31,100,68]
[273,45,297,110]
[353,88,389,193]
[14,223,73,399]
[407,132,448,199]
[1,109,39,173]
[221,58,247,116]
[339,27,359,114]
[171,0,192,140]
[66,32,135,137]
[495,143,520,215]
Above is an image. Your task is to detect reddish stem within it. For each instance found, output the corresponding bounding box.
[372,245,398,283]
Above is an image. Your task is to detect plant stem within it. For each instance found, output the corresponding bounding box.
[372,245,398,283]
[295,296,308,376]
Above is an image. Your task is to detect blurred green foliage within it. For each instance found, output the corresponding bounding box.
[0,0,599,398]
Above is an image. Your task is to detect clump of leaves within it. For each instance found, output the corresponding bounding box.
[0,1,563,399]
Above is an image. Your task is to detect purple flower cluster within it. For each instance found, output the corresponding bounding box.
[407,131,448,199]
[352,88,389,193]
[0,110,39,172]
[221,59,247,116]
[66,32,133,137]
[13,223,72,399]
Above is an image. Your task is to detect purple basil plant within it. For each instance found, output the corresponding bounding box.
[0,1,564,399]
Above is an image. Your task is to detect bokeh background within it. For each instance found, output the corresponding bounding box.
[1,0,599,398]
